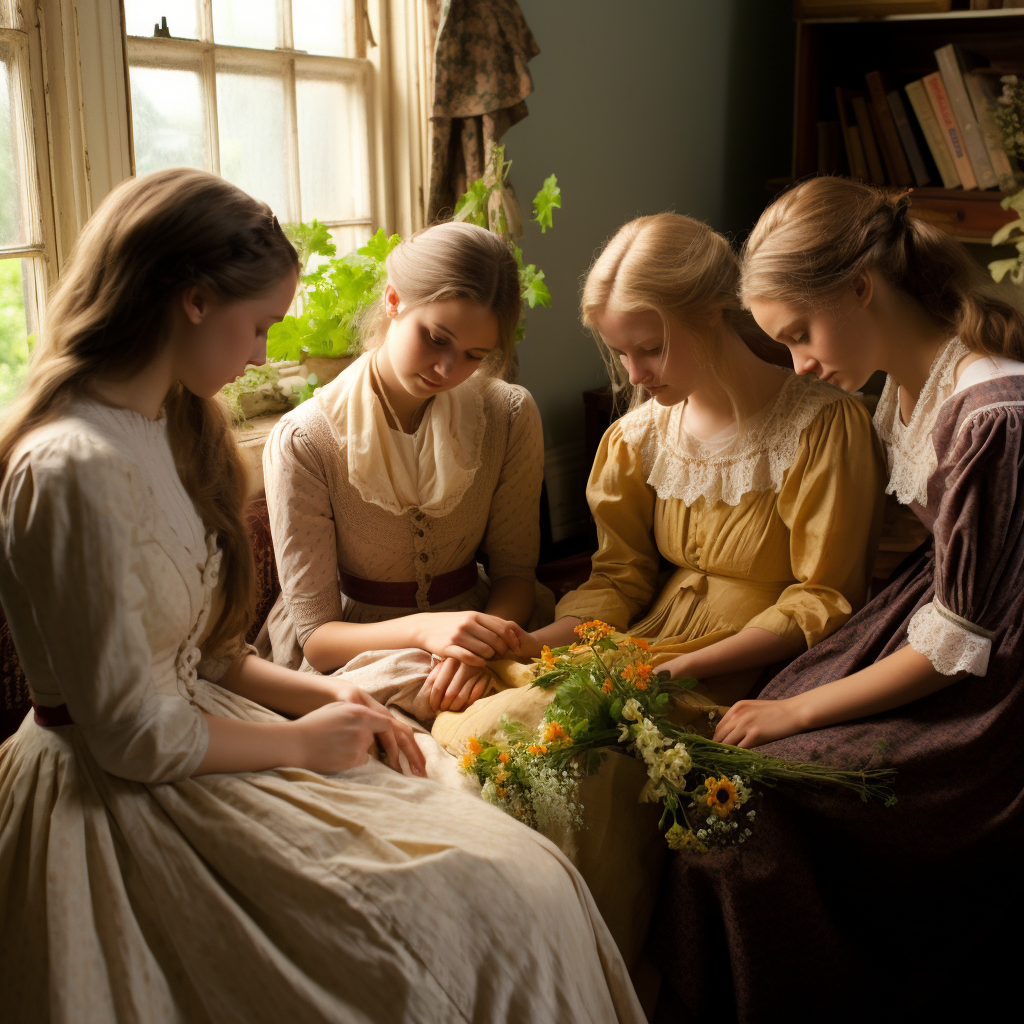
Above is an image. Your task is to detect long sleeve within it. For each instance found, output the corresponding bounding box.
[907,403,1024,675]
[263,416,345,647]
[555,421,659,630]
[744,396,887,648]
[480,387,544,581]
[0,443,208,783]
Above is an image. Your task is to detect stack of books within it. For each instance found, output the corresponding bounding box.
[819,43,1017,191]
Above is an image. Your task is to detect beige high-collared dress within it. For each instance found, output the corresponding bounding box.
[0,399,643,1024]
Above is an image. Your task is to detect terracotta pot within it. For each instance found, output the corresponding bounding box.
[302,355,356,384]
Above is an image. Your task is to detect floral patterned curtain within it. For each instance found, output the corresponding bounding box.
[427,0,540,223]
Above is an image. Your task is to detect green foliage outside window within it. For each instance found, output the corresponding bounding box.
[0,260,31,411]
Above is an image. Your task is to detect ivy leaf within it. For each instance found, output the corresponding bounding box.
[454,178,491,227]
[284,219,335,270]
[532,174,561,233]
[358,228,401,265]
[520,265,552,308]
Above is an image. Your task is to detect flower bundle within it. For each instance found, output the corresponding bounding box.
[459,621,895,851]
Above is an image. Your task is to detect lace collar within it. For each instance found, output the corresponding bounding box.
[619,372,845,507]
[873,337,970,508]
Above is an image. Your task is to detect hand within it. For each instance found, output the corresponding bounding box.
[412,611,528,666]
[712,697,806,749]
[657,655,694,681]
[424,657,496,714]
[515,632,545,660]
[292,698,427,776]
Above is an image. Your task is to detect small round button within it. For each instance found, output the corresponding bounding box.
[419,552,429,562]
[416,529,424,537]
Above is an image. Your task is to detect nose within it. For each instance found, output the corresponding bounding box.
[625,357,652,387]
[433,350,456,379]
[792,353,819,377]
[250,338,267,367]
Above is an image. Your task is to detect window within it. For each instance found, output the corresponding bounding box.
[124,0,377,256]
[0,0,54,409]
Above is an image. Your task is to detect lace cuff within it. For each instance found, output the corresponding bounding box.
[906,598,994,676]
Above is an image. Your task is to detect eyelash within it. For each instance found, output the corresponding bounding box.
[429,333,485,361]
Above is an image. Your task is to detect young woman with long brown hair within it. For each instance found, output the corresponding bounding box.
[652,176,1024,1020]
[0,168,644,1024]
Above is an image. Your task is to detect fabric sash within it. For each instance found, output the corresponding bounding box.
[339,562,479,608]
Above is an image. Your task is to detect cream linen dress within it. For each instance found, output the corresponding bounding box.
[0,399,644,1024]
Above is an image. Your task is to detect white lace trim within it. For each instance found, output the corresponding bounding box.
[906,598,993,676]
[619,373,846,506]
[873,338,970,508]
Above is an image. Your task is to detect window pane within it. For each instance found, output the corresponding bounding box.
[296,76,369,222]
[124,1,198,40]
[292,0,353,58]
[212,0,280,49]
[129,64,207,174]
[0,55,26,248]
[0,258,32,411]
[217,71,288,216]
[328,225,372,259]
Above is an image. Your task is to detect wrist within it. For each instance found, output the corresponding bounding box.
[788,692,818,733]
[280,720,309,769]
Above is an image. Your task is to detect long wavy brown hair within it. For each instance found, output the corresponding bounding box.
[0,168,299,653]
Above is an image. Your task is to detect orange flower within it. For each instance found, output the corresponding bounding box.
[459,753,475,769]
[527,744,549,756]
[498,751,509,763]
[602,680,613,695]
[574,619,614,645]
[539,645,556,668]
[627,636,650,651]
[623,663,653,690]
[542,721,570,744]
[466,736,483,755]
[705,776,739,818]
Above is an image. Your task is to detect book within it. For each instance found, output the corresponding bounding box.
[923,72,977,189]
[835,87,870,181]
[905,78,960,188]
[817,120,845,175]
[886,89,931,186]
[964,70,1016,191]
[865,71,914,185]
[851,93,887,183]
[934,44,998,188]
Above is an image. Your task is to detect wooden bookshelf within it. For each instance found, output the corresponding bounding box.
[793,7,1024,241]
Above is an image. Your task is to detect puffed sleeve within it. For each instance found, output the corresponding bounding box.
[906,404,1024,676]
[743,396,887,648]
[480,386,544,582]
[263,416,344,647]
[1,442,208,783]
[555,419,659,630]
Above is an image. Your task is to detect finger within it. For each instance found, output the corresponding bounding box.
[466,677,489,708]
[440,672,470,712]
[376,726,403,772]
[443,645,487,668]
[462,621,512,657]
[396,726,427,776]
[429,659,459,711]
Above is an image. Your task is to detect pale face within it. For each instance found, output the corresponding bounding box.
[591,307,703,407]
[747,281,881,394]
[378,285,499,399]
[174,271,297,398]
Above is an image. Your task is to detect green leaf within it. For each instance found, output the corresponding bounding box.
[266,315,308,362]
[532,174,561,233]
[478,746,500,763]
[531,669,568,690]
[677,676,700,691]
[284,219,335,271]
[358,228,401,265]
[992,218,1024,246]
[609,698,623,722]
[454,178,491,227]
[520,265,552,309]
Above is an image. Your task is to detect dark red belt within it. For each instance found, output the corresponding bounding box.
[339,562,478,608]
[33,701,74,727]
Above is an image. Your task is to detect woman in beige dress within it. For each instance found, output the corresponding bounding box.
[0,169,643,1024]
[262,222,551,720]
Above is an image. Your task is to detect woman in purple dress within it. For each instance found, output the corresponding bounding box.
[650,177,1024,1021]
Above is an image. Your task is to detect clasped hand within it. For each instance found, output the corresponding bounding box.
[414,610,530,665]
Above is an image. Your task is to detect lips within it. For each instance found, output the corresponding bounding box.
[418,375,445,388]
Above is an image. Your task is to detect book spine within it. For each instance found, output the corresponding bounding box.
[905,79,959,188]
[865,71,913,185]
[835,87,870,182]
[964,72,1016,190]
[886,90,931,187]
[852,94,887,184]
[934,44,998,188]
[923,72,978,189]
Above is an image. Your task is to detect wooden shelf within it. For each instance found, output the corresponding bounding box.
[908,186,1013,241]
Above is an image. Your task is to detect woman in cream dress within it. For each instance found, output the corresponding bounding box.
[262,222,552,722]
[0,169,644,1024]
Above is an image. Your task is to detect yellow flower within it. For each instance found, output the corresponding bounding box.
[459,753,475,769]
[574,619,614,645]
[542,721,571,744]
[705,776,739,818]
[665,824,707,852]
[602,680,613,695]
[527,744,549,756]
[466,736,483,755]
[540,645,556,668]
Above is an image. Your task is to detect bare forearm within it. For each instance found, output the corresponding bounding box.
[485,576,535,627]
[531,615,582,649]
[219,654,338,717]
[669,627,803,680]
[194,715,303,775]
[792,645,957,731]
[303,617,427,674]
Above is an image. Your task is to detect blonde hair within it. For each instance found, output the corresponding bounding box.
[582,212,780,411]
[741,176,1024,359]
[0,168,299,654]
[362,221,522,377]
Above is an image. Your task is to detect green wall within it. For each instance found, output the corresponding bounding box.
[506,0,796,450]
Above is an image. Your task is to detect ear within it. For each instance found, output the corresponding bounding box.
[181,286,207,326]
[852,271,875,308]
[384,284,402,319]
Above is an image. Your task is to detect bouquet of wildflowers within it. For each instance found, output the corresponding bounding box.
[458,621,895,852]
[990,76,1024,287]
